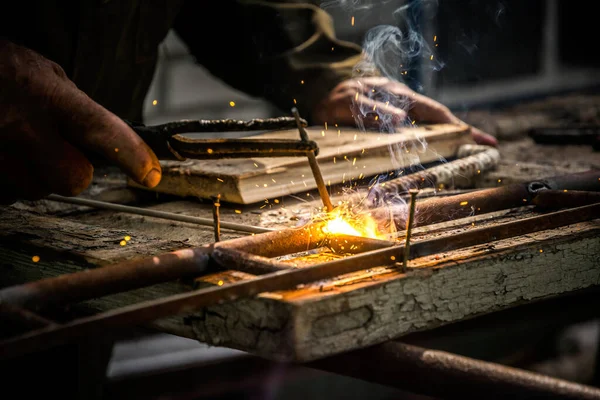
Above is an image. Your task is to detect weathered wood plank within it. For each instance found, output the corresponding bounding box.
[189,220,600,361]
[129,124,472,203]
[1,205,598,362]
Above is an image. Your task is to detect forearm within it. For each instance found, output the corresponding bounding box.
[174,1,362,122]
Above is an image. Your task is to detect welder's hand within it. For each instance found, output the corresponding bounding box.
[312,76,498,146]
[0,40,162,204]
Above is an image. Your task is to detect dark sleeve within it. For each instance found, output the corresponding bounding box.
[173,0,362,122]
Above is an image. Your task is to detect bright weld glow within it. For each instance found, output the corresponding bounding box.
[152,100,158,106]
[229,101,235,107]
[32,255,40,263]
[124,236,131,241]
[322,209,383,240]
[351,16,355,26]
[217,280,224,286]
[120,240,127,246]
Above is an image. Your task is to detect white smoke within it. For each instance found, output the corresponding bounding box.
[322,0,449,219]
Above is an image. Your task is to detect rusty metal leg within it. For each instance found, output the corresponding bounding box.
[309,341,600,399]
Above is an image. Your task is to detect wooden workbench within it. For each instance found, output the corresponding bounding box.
[1,94,599,362]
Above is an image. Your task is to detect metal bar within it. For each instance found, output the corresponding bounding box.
[402,189,418,271]
[0,304,54,332]
[168,138,320,160]
[0,247,211,310]
[310,341,600,400]
[371,170,600,230]
[214,221,327,257]
[45,195,273,234]
[292,108,334,212]
[1,202,597,360]
[212,195,221,242]
[533,190,600,209]
[148,116,307,134]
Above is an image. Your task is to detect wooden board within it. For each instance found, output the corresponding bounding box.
[1,205,598,362]
[128,124,472,204]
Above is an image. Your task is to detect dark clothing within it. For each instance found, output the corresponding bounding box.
[2,0,362,122]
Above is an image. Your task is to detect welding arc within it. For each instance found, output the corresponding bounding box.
[45,195,272,234]
[1,202,598,361]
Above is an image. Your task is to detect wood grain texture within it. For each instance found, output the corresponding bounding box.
[1,206,598,362]
[129,124,472,203]
[189,219,600,361]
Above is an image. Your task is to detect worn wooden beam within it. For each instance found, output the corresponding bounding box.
[1,205,598,362]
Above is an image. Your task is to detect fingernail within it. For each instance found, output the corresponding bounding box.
[142,168,161,188]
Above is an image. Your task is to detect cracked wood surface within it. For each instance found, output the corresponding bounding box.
[189,218,600,361]
[2,204,596,362]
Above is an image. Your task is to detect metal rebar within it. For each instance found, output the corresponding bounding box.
[2,202,598,360]
[291,108,334,212]
[212,195,221,242]
[402,189,418,271]
[45,195,273,234]
[370,170,600,231]
[149,116,307,134]
[311,340,600,400]
[0,247,211,310]
[165,138,320,160]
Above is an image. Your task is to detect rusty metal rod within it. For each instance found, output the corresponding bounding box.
[532,190,600,209]
[212,195,221,242]
[371,170,600,230]
[292,108,334,212]
[166,138,320,160]
[402,189,418,271]
[0,248,211,310]
[214,221,327,257]
[2,202,597,360]
[311,341,600,400]
[0,304,54,333]
[45,195,273,234]
[145,116,307,134]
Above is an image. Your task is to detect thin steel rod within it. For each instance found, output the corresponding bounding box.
[167,138,320,160]
[45,195,273,234]
[1,202,598,360]
[0,248,211,310]
[311,341,600,400]
[212,195,221,242]
[292,107,334,212]
[147,116,307,134]
[402,189,418,271]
